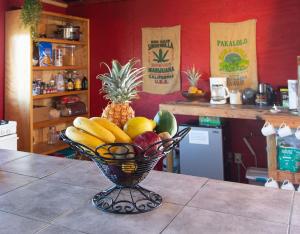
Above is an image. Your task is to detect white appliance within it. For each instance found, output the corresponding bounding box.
[0,121,18,150]
[179,124,224,180]
[210,77,230,104]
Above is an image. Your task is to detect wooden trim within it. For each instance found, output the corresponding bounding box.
[33,141,69,155]
[33,90,88,100]
[33,114,88,129]
[41,0,68,8]
[266,135,277,171]
[42,11,89,22]
[159,102,269,120]
[35,38,86,46]
[32,66,86,71]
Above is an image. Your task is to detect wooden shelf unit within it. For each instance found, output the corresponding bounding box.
[5,10,90,155]
[35,38,86,46]
[32,66,86,71]
[33,141,69,155]
[33,114,88,129]
[33,90,88,100]
[160,101,300,183]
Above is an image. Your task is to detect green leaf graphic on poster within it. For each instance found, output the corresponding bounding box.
[153,49,169,63]
[219,48,249,72]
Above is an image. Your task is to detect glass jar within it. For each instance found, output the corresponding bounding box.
[48,126,58,145]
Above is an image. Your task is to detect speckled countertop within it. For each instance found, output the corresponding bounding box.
[0,149,299,234]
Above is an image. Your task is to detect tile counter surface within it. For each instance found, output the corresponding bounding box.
[0,150,298,234]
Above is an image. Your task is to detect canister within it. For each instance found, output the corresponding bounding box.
[54,47,63,66]
[288,80,298,110]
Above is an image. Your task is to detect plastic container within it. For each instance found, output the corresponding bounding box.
[288,80,298,110]
[246,167,268,186]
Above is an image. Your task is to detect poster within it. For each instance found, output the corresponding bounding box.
[142,25,181,94]
[210,20,257,90]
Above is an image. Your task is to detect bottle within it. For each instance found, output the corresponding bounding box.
[67,78,74,91]
[48,126,58,145]
[82,76,88,90]
[56,72,65,92]
[75,76,82,90]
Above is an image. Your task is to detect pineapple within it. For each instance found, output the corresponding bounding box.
[97,59,145,128]
[183,65,202,94]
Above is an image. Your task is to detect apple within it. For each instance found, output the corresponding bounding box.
[133,131,161,157]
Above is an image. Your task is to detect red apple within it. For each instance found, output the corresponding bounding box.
[133,131,161,157]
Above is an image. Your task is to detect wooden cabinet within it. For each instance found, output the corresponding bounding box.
[5,10,90,154]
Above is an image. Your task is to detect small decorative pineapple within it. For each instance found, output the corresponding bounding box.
[183,65,202,94]
[97,59,145,128]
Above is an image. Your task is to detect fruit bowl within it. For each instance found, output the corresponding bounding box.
[60,127,190,214]
[182,91,208,101]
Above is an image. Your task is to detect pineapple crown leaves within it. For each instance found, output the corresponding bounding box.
[183,65,202,86]
[96,59,145,103]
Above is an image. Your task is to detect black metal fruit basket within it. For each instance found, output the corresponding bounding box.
[60,127,190,214]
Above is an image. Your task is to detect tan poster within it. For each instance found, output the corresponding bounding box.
[142,25,181,94]
[210,20,257,90]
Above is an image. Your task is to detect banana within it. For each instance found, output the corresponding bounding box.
[73,117,115,143]
[90,117,132,143]
[65,126,111,158]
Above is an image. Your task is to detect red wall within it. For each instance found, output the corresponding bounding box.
[68,0,300,181]
[69,0,300,117]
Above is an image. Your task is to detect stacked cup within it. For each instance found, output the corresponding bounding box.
[261,121,300,139]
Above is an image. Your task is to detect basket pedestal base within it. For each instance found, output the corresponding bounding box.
[92,185,162,214]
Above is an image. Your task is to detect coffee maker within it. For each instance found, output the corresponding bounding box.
[210,77,230,104]
[255,83,273,106]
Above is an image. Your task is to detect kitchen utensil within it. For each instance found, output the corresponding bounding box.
[242,88,256,105]
[229,90,242,104]
[281,180,295,190]
[255,83,273,106]
[261,121,276,136]
[264,178,279,189]
[278,123,293,138]
[60,127,190,214]
[270,104,281,113]
[56,23,81,41]
[288,80,298,110]
[210,77,230,104]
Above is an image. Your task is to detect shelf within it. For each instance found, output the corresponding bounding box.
[32,66,86,71]
[36,38,86,46]
[159,101,270,120]
[33,141,69,155]
[269,170,300,184]
[33,114,89,129]
[33,90,88,100]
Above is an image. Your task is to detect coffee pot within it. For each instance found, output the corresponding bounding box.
[255,83,273,106]
[210,77,230,104]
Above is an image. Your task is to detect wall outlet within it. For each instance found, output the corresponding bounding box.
[234,153,242,164]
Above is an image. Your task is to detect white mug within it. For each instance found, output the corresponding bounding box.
[229,90,242,105]
[281,180,295,191]
[264,178,279,189]
[278,123,293,138]
[295,127,300,140]
[261,122,276,136]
